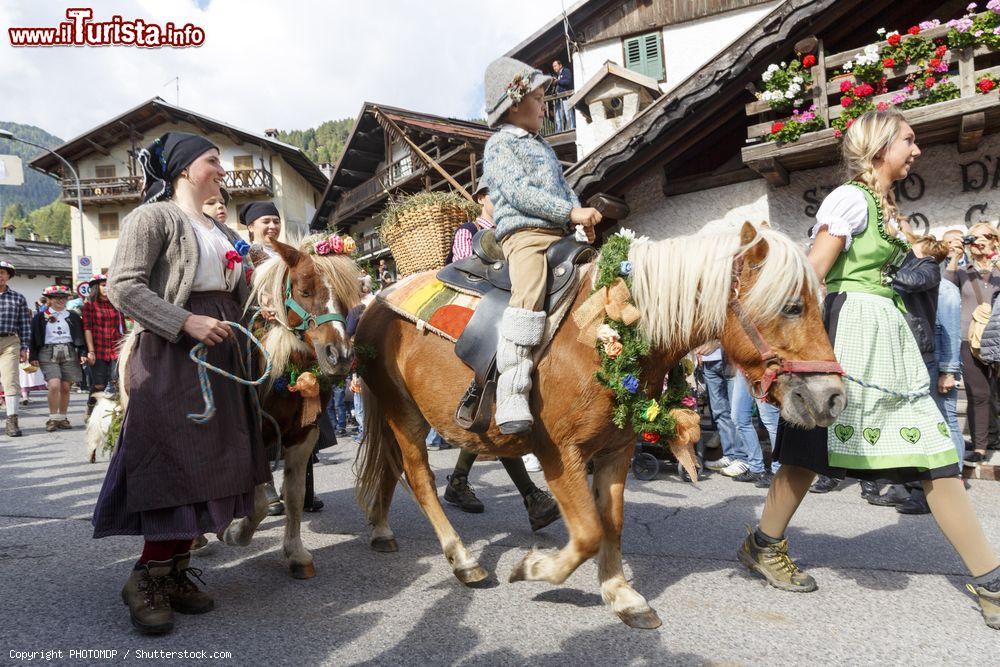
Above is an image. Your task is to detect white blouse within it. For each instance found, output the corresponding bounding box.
[810,185,869,251]
[189,218,240,292]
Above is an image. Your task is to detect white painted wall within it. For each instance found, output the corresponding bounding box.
[571,1,781,157]
[7,274,63,306]
[621,132,1000,242]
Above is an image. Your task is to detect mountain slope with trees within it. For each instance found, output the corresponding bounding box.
[277,118,353,165]
[0,121,63,212]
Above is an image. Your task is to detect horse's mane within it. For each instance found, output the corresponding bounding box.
[627,224,819,351]
[248,235,362,382]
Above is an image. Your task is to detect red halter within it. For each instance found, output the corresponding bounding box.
[729,262,843,402]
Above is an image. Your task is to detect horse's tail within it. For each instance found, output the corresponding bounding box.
[354,382,404,520]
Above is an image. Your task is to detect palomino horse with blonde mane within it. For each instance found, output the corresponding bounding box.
[214,237,360,578]
[354,222,846,629]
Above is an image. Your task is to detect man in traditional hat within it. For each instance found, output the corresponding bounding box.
[0,261,32,436]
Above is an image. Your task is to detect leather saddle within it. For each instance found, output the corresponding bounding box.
[436,230,596,432]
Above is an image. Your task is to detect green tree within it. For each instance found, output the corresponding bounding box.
[28,200,71,244]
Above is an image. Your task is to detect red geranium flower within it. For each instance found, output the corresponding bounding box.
[936,45,948,57]
[929,57,942,68]
[978,79,996,93]
[770,121,785,134]
[840,79,854,93]
[924,76,936,89]
[887,34,901,46]
[642,432,661,444]
[802,54,817,68]
[845,118,855,129]
[877,101,890,112]
[841,95,854,108]
[907,26,920,35]
[882,57,896,68]
[853,83,874,97]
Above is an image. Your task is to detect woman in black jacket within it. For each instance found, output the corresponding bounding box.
[30,285,87,431]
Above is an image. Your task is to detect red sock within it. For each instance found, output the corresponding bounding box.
[173,538,194,555]
[139,540,177,564]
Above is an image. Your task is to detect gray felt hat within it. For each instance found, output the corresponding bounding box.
[484,57,552,127]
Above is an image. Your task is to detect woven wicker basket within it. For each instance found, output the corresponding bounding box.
[380,203,468,276]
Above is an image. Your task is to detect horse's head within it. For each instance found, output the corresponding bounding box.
[269,238,360,380]
[719,223,845,428]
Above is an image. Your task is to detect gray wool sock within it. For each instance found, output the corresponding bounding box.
[973,564,1000,591]
[754,527,783,546]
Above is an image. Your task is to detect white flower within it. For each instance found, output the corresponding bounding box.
[793,76,803,84]
[785,90,795,99]
[877,27,886,35]
[794,98,804,106]
[843,60,854,71]
[766,63,779,73]
[596,324,620,344]
[762,70,773,82]
[614,228,637,241]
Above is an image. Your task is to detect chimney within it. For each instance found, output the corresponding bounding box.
[3,225,15,249]
[264,128,279,138]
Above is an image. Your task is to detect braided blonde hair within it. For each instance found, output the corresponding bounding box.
[841,108,908,236]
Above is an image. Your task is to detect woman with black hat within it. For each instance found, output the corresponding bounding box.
[238,201,282,264]
[91,132,269,635]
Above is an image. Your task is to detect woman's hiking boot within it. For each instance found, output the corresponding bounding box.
[523,487,561,531]
[968,582,1000,630]
[6,415,22,437]
[121,560,174,634]
[444,474,484,513]
[737,526,817,592]
[169,552,214,614]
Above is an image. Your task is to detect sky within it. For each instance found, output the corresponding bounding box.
[0,0,565,141]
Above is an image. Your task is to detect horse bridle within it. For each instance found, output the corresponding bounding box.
[283,275,347,336]
[729,260,843,402]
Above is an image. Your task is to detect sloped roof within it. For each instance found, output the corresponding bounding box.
[567,62,662,121]
[0,238,71,275]
[29,97,328,192]
[309,103,492,230]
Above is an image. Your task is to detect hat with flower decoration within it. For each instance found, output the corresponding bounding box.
[484,57,552,127]
[43,285,73,298]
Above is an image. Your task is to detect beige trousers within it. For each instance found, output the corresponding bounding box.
[0,335,21,400]
[500,228,564,311]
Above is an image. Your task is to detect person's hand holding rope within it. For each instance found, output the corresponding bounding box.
[183,315,231,346]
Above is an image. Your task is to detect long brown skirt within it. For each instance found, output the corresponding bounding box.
[92,291,270,540]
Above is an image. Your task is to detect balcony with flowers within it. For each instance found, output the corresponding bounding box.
[741,4,1000,185]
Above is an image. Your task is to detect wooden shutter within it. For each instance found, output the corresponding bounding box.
[98,212,119,239]
[623,32,664,81]
[95,165,115,179]
[233,155,254,171]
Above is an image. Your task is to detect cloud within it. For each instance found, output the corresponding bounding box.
[1,0,561,139]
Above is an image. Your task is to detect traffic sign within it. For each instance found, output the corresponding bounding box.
[76,282,90,298]
[76,255,93,280]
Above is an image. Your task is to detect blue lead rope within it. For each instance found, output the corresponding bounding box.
[842,373,931,401]
[187,321,272,424]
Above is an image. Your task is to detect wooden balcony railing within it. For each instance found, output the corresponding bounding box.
[742,15,1000,185]
[542,90,576,137]
[336,153,424,216]
[60,168,273,204]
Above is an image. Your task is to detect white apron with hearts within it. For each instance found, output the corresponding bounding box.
[826,292,958,471]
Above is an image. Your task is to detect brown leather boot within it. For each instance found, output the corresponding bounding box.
[6,415,22,437]
[169,552,214,614]
[121,560,174,634]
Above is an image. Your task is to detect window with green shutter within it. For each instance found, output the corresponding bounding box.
[623,32,664,82]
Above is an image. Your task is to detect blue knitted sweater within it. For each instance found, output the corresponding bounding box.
[483,126,580,242]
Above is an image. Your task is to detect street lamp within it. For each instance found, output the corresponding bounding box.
[0,129,86,256]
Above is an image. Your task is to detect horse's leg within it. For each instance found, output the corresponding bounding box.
[509,445,602,585]
[368,464,399,553]
[281,429,318,579]
[389,419,489,586]
[592,445,662,629]
[222,483,269,547]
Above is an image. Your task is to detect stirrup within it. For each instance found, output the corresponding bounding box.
[454,372,496,433]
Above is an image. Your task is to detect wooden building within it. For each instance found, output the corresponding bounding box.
[29,97,328,274]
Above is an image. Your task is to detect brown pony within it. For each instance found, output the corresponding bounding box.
[354,223,845,628]
[221,237,361,578]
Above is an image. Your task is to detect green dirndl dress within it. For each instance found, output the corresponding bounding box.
[774,183,961,481]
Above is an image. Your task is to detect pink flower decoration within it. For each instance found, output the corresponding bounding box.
[328,235,345,254]
[314,240,332,255]
[681,395,697,408]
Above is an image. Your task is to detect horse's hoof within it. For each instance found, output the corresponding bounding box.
[617,607,662,630]
[221,527,250,547]
[508,560,528,583]
[454,565,489,587]
[289,561,316,580]
[370,537,398,553]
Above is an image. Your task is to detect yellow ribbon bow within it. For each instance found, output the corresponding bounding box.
[572,277,642,344]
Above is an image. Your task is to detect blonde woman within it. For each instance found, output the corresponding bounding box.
[736,109,999,630]
[945,221,1000,464]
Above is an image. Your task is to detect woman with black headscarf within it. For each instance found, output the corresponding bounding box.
[238,201,282,265]
[91,132,269,635]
